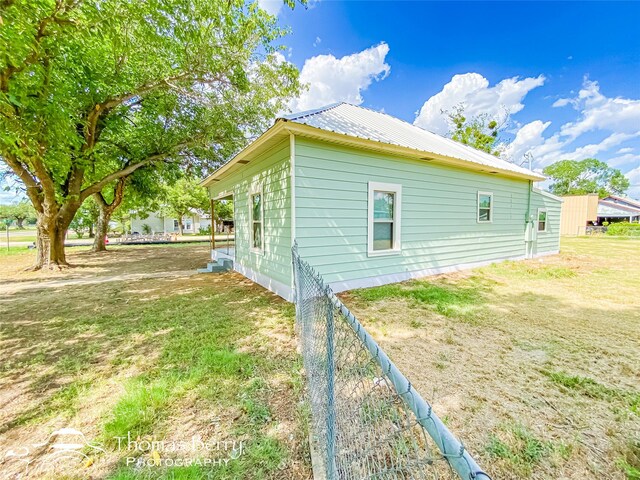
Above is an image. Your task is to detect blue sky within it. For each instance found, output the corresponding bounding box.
[262,0,640,197]
[2,1,639,203]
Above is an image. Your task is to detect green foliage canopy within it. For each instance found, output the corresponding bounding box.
[0,200,36,227]
[160,177,210,221]
[542,159,630,197]
[447,106,502,156]
[0,0,301,265]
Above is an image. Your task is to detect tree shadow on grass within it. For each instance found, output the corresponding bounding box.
[0,274,292,436]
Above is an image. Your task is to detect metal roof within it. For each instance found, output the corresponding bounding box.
[598,200,640,217]
[282,102,543,180]
[602,195,640,210]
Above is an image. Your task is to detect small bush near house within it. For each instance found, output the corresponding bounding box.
[606,222,640,236]
[141,223,152,234]
[199,225,212,235]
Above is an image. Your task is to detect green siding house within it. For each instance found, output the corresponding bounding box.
[202,103,562,301]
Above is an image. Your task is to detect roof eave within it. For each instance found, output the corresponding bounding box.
[283,122,545,182]
[200,121,287,187]
[201,119,545,187]
[533,187,563,202]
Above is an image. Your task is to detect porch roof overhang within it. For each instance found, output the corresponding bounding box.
[200,119,545,188]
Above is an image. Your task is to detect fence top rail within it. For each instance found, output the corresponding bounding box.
[327,290,491,480]
[292,243,492,480]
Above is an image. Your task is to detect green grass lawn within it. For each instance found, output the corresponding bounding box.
[0,258,311,478]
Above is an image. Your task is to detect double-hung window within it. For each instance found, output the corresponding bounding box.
[368,182,401,256]
[477,192,493,223]
[537,208,547,232]
[250,187,263,253]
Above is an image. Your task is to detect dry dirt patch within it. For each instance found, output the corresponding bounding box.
[341,237,640,479]
[0,243,211,283]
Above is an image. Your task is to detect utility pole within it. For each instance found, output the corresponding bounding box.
[4,221,9,253]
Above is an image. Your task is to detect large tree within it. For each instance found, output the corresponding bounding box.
[0,0,300,269]
[543,159,630,198]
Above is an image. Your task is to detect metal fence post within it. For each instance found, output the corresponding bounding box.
[292,244,491,480]
[325,286,338,479]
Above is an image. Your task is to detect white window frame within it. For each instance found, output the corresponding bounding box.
[477,191,494,223]
[367,181,402,257]
[249,185,264,255]
[537,208,548,232]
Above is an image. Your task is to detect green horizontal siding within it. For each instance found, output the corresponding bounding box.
[294,138,533,285]
[209,139,291,288]
[531,191,562,254]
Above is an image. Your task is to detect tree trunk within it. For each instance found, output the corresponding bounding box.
[34,210,75,269]
[93,206,110,252]
[88,223,94,238]
[92,178,125,252]
[16,218,25,229]
[178,216,184,236]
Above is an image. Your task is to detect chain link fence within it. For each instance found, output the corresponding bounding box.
[292,244,491,480]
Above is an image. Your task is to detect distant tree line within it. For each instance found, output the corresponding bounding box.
[0,201,36,228]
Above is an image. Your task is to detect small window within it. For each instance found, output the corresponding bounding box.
[173,219,179,231]
[537,208,547,232]
[250,189,263,252]
[368,182,401,256]
[478,192,493,223]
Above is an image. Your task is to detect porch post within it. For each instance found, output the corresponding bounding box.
[210,198,216,251]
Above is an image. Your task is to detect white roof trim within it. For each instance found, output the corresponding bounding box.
[533,188,563,202]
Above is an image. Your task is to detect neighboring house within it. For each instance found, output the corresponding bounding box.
[131,211,211,234]
[201,103,561,301]
[598,195,640,224]
[559,194,640,235]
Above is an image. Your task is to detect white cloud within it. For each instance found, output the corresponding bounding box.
[257,0,283,16]
[626,165,640,199]
[558,79,640,140]
[502,120,551,163]
[289,43,390,112]
[313,37,322,47]
[552,98,572,108]
[508,78,640,169]
[563,132,640,160]
[617,147,633,154]
[607,153,640,169]
[413,73,545,134]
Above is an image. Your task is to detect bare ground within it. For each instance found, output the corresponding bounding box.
[340,237,640,479]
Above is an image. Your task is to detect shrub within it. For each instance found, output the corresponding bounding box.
[199,225,212,235]
[141,223,152,234]
[605,222,640,237]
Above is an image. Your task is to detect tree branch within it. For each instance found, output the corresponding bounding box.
[80,134,205,202]
[0,1,76,92]
[83,72,227,152]
[3,153,44,213]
